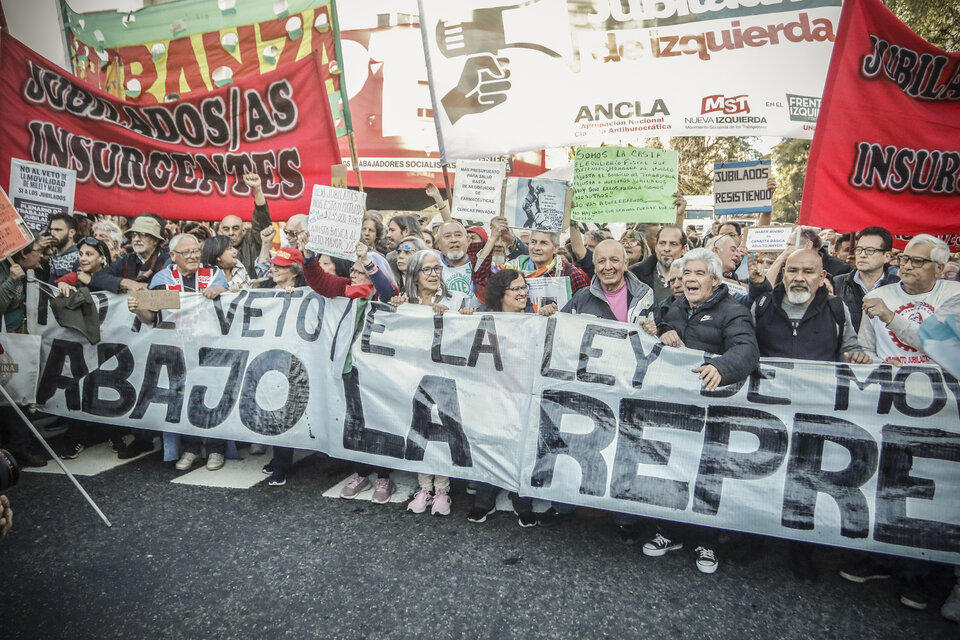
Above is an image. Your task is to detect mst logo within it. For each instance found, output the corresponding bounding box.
[701,94,750,115]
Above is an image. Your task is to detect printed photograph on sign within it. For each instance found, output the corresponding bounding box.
[305,185,367,260]
[451,159,506,222]
[713,160,773,215]
[9,159,77,234]
[503,177,567,231]
[526,276,572,312]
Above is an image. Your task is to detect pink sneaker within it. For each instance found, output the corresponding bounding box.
[407,487,433,513]
[431,488,451,516]
[371,477,396,504]
[340,472,370,499]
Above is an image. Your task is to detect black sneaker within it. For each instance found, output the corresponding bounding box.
[109,437,125,453]
[262,461,276,475]
[466,507,496,523]
[536,508,568,528]
[899,576,928,611]
[58,442,84,460]
[516,512,537,528]
[839,558,891,583]
[267,470,286,487]
[117,438,154,460]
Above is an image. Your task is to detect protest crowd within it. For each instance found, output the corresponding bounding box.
[0,166,958,623]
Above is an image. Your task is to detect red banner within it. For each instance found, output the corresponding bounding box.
[0,35,340,222]
[799,0,960,250]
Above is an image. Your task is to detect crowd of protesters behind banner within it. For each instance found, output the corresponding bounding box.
[0,172,958,621]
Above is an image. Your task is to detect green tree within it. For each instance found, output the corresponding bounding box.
[882,0,960,49]
[669,136,761,195]
[770,139,811,223]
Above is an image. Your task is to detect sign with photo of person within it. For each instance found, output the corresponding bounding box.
[503,177,567,232]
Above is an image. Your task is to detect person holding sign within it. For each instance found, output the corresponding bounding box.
[391,250,467,516]
[128,234,230,472]
[645,248,759,575]
[0,242,42,334]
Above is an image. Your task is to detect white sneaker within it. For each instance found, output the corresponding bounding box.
[175,452,199,471]
[695,546,718,574]
[642,533,683,557]
[206,452,225,471]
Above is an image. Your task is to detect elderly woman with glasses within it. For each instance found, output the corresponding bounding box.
[389,249,469,516]
[619,229,652,266]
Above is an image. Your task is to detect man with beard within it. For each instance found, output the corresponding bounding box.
[46,213,79,283]
[629,224,687,301]
[89,215,170,293]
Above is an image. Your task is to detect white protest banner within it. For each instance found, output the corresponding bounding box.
[28,283,960,564]
[305,185,367,260]
[503,177,567,231]
[419,1,841,160]
[451,159,506,222]
[526,276,572,312]
[0,332,41,404]
[9,160,77,234]
[573,147,678,224]
[714,160,773,215]
[746,225,796,252]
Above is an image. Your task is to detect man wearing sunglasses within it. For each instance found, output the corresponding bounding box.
[832,227,899,332]
[858,234,960,366]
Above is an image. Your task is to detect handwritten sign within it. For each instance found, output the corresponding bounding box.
[9,160,76,233]
[713,160,772,215]
[132,289,181,311]
[746,225,795,251]
[0,187,35,261]
[305,185,367,260]
[572,147,678,223]
[503,177,567,232]
[451,159,506,222]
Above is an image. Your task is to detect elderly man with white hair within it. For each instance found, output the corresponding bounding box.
[644,247,759,575]
[858,234,960,366]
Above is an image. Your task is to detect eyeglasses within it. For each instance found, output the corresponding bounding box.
[899,254,936,268]
[173,249,201,257]
[854,247,885,256]
[621,240,643,248]
[506,285,528,293]
[420,265,443,275]
[80,236,104,247]
[284,229,302,239]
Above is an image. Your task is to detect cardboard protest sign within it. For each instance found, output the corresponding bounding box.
[9,160,77,234]
[746,225,795,252]
[527,277,572,312]
[451,160,506,222]
[0,188,36,261]
[132,290,181,311]
[305,185,367,260]
[572,147,678,223]
[503,178,567,231]
[713,160,773,215]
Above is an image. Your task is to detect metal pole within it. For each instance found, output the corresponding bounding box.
[0,384,112,527]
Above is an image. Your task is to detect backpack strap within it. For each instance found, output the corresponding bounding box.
[827,296,846,359]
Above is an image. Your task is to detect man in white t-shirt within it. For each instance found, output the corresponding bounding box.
[859,234,960,365]
[435,221,474,297]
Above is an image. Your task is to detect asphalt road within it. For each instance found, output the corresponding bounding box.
[0,449,956,640]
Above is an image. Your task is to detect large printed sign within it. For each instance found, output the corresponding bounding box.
[9,160,77,234]
[0,36,340,222]
[28,283,960,563]
[419,0,842,160]
[799,0,960,249]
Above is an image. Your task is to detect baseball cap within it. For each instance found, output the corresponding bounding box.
[269,247,304,266]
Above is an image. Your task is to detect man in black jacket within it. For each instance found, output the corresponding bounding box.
[832,227,898,332]
[218,172,273,275]
[563,239,654,325]
[643,247,759,575]
[628,224,687,301]
[88,215,169,294]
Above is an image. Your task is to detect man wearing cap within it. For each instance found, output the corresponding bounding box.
[128,234,230,471]
[218,172,273,276]
[88,214,170,294]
